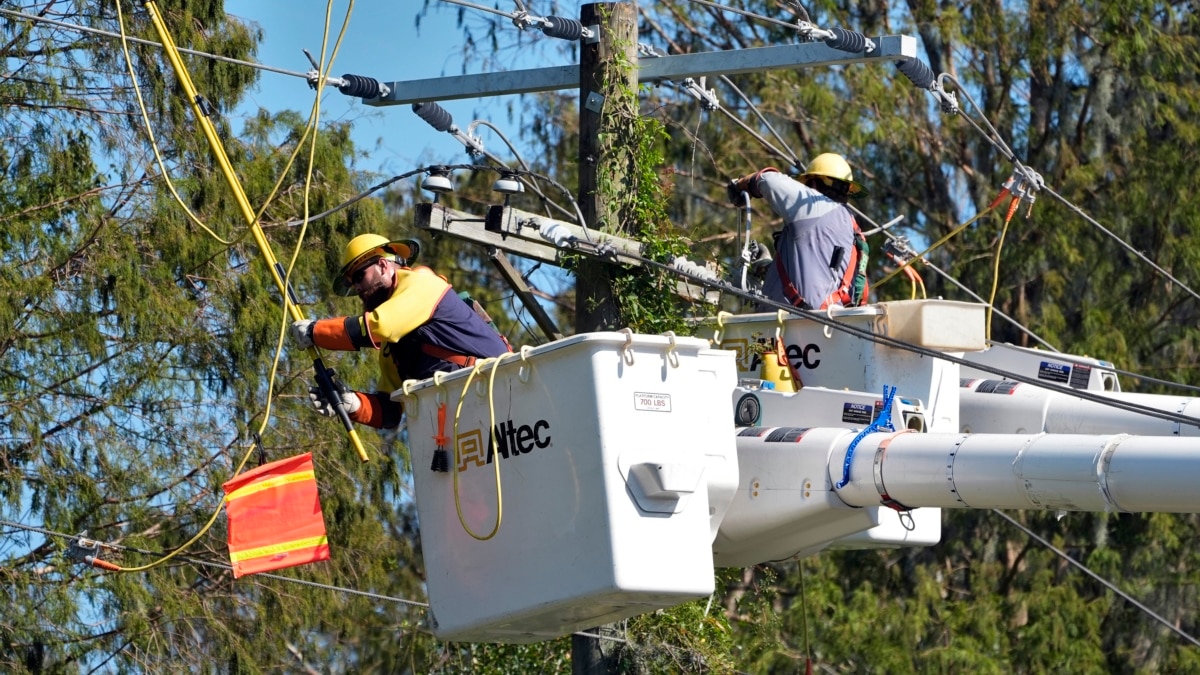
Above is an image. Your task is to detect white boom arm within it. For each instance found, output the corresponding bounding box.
[715,426,1200,566]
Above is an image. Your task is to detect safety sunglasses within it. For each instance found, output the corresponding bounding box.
[345,257,381,286]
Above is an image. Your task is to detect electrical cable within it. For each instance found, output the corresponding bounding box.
[449,357,504,540]
[992,509,1200,648]
[683,0,800,31]
[936,72,1200,307]
[0,518,429,609]
[610,246,1200,428]
[0,7,321,82]
[985,199,1017,340]
[115,2,235,245]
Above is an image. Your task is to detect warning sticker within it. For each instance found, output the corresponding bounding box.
[1039,361,1071,384]
[1069,364,1092,389]
[974,379,1021,395]
[765,428,808,443]
[842,402,874,425]
[738,427,771,437]
[634,392,672,412]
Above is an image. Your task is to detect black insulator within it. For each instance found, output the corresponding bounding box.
[542,15,583,41]
[412,102,454,132]
[895,58,936,89]
[338,73,382,98]
[825,27,867,53]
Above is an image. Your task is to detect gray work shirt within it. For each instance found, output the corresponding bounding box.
[758,171,857,309]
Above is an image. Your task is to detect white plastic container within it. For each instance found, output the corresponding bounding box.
[397,332,739,643]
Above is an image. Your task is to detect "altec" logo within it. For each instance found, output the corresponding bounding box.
[456,418,551,473]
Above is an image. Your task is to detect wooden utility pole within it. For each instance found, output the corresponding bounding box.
[574,5,636,672]
[575,1,637,335]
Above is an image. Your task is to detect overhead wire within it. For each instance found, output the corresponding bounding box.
[115,2,236,246]
[937,72,1200,306]
[96,0,362,571]
[0,518,429,609]
[0,7,321,82]
[683,0,800,31]
[992,509,1200,648]
[607,244,1200,428]
[30,1,1200,653]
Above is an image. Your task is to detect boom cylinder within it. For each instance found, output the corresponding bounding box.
[827,430,1200,513]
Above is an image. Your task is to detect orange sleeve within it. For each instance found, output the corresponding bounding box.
[349,391,403,429]
[311,317,359,351]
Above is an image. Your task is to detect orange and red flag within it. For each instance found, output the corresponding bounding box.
[222,452,330,578]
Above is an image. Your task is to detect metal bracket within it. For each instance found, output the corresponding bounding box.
[584,91,605,114]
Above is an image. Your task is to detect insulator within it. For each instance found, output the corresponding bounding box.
[337,73,382,98]
[824,27,867,53]
[412,101,453,132]
[895,58,935,89]
[540,223,575,247]
[541,15,583,41]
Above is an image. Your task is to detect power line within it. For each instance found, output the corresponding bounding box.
[0,518,429,609]
[0,7,315,82]
[937,72,1200,307]
[992,509,1200,648]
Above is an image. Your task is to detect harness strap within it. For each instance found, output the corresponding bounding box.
[421,343,477,367]
[773,223,863,310]
[420,338,513,368]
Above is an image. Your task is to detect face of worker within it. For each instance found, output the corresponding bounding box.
[347,257,393,311]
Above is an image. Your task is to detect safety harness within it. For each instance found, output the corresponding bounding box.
[774,217,871,310]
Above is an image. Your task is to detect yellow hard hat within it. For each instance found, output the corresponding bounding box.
[799,153,867,197]
[335,233,420,295]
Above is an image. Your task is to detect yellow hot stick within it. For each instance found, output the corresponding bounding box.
[142,2,369,462]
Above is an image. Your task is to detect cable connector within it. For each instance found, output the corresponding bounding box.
[680,77,720,111]
[67,532,122,572]
[881,235,921,265]
[931,74,960,114]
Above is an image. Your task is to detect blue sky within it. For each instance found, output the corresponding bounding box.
[222,1,537,176]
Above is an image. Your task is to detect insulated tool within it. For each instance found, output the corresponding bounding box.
[142,1,368,461]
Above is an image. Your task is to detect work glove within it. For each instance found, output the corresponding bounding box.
[290,319,315,350]
[727,175,754,206]
[308,381,361,418]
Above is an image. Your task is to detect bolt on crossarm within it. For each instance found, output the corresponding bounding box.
[141,1,369,462]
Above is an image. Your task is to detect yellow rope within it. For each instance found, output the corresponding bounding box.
[116,2,234,245]
[451,357,506,540]
[873,204,999,290]
[106,1,355,571]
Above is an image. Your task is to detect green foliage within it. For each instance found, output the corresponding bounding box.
[10,0,1200,673]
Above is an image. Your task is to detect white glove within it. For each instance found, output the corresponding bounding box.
[308,385,361,418]
[290,320,315,349]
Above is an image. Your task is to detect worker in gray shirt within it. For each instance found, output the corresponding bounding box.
[728,153,870,310]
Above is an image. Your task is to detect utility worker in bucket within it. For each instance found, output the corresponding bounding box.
[728,153,870,310]
[290,234,511,429]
